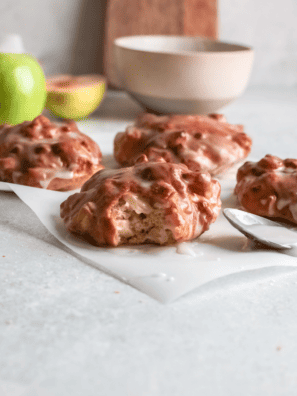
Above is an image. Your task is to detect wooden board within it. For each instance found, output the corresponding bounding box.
[104,0,218,87]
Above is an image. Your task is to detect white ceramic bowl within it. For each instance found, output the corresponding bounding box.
[114,35,254,114]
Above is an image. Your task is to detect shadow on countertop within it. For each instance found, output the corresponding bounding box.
[93,89,143,120]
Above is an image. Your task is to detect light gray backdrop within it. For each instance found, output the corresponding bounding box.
[0,0,296,86]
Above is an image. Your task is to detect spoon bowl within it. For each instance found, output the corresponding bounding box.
[223,208,297,250]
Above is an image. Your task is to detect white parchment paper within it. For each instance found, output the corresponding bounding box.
[5,174,297,303]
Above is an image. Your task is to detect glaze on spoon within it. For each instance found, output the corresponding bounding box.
[223,208,297,250]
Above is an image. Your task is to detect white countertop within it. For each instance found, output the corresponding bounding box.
[1,87,297,396]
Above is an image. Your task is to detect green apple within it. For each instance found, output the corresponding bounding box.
[45,74,105,120]
[0,53,47,125]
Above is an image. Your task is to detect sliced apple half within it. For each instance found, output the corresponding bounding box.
[46,74,106,120]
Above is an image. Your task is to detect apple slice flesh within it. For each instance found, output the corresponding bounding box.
[46,74,106,120]
[47,74,105,90]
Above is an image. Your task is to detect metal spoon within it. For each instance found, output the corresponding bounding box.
[223,208,297,250]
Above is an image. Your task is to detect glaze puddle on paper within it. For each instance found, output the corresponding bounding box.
[6,175,297,304]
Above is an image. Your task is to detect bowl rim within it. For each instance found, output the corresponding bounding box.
[114,35,253,56]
